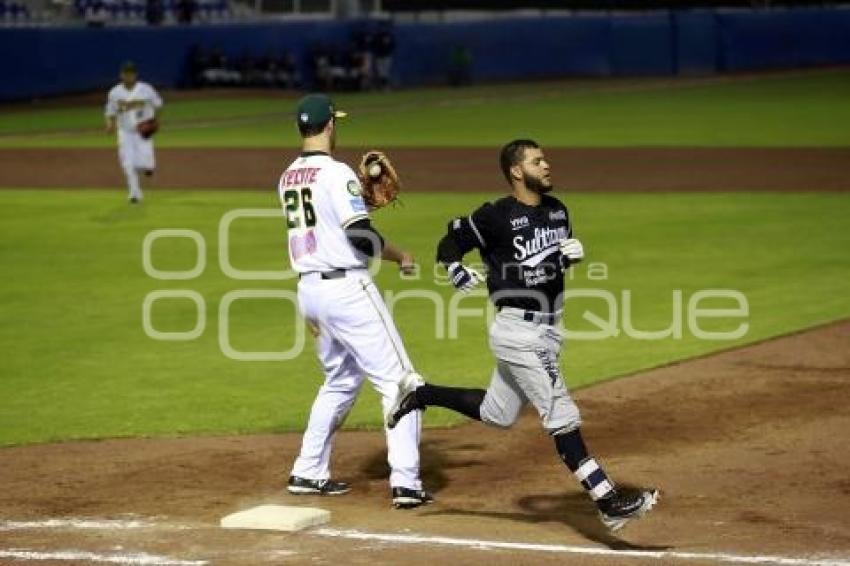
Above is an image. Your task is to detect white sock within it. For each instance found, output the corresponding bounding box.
[574,457,615,501]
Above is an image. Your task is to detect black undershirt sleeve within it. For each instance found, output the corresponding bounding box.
[436,204,495,267]
[436,231,468,266]
[345,218,385,257]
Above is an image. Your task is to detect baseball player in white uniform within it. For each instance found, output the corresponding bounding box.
[104,61,163,203]
[281,94,431,508]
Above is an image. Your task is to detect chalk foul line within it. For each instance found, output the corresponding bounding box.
[0,518,155,531]
[2,516,847,565]
[0,549,206,565]
[312,528,850,566]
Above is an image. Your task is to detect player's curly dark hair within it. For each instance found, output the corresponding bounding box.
[499,139,539,183]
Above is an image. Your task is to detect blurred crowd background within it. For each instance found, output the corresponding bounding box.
[2,0,848,100]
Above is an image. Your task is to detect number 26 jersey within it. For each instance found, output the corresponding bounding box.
[279,151,369,273]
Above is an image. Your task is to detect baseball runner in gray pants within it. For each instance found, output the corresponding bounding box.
[387,139,659,531]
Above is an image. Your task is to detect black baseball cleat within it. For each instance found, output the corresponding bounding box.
[391,487,434,509]
[387,389,424,430]
[386,373,424,430]
[287,475,351,496]
[129,197,139,204]
[596,487,659,531]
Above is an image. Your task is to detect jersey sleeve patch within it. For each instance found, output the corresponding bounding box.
[350,198,367,212]
[347,179,361,196]
[337,187,368,227]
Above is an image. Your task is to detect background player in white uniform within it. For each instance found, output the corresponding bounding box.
[281,94,431,508]
[104,61,162,203]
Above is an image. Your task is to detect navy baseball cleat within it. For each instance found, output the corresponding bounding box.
[386,372,424,430]
[596,487,659,531]
[387,389,424,430]
[287,475,351,496]
[391,487,434,509]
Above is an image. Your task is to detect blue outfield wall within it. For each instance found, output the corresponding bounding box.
[717,8,850,71]
[0,22,352,100]
[2,6,850,100]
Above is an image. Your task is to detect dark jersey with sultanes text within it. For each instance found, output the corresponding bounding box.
[438,194,572,313]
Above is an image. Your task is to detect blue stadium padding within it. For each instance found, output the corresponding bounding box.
[609,12,674,75]
[718,7,850,71]
[2,7,850,100]
[394,15,612,86]
[0,22,351,99]
[673,10,719,75]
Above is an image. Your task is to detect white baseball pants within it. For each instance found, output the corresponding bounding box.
[291,269,423,490]
[117,130,155,200]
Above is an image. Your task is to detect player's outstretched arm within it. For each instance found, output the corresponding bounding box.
[381,242,415,275]
[345,218,414,275]
[436,220,482,293]
[345,217,384,257]
[104,92,117,134]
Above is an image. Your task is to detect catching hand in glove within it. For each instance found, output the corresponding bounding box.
[357,150,401,209]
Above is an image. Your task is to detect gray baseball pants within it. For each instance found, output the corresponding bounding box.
[479,307,582,435]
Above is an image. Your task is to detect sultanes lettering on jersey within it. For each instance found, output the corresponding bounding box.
[513,226,570,266]
[450,194,572,313]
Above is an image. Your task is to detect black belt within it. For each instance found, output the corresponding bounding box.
[499,306,558,325]
[300,269,347,280]
[523,311,557,325]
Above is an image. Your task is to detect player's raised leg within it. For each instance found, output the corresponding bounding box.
[388,363,525,430]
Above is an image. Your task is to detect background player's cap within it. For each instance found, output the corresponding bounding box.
[120,61,137,74]
[296,94,347,128]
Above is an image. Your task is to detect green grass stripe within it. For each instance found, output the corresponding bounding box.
[0,189,848,446]
[2,69,849,148]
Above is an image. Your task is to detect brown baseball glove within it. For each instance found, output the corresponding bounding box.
[357,150,401,209]
[137,118,159,139]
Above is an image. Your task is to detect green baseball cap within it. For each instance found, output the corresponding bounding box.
[120,61,137,74]
[296,93,347,128]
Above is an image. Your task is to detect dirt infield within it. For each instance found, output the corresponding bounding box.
[2,147,850,191]
[1,321,848,565]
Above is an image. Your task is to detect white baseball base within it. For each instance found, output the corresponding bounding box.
[220,504,330,532]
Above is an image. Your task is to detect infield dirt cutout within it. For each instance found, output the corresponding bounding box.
[2,147,850,192]
[0,321,848,565]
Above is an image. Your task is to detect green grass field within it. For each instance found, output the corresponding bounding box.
[0,190,848,446]
[1,70,849,446]
[2,70,850,148]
